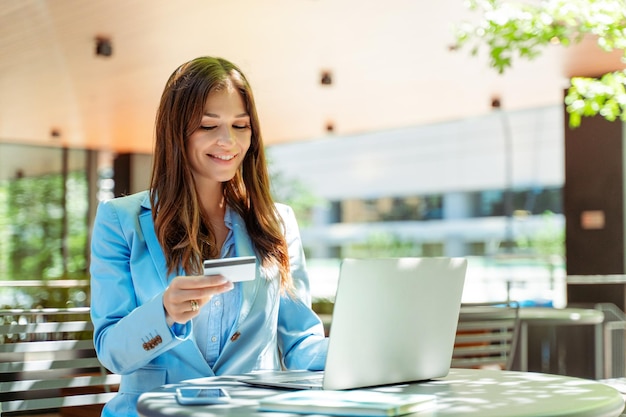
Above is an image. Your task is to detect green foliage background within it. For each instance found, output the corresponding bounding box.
[0,170,89,308]
[454,0,626,127]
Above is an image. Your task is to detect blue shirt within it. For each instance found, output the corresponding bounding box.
[192,206,242,368]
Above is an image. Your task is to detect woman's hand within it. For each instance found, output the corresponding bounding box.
[163,275,234,324]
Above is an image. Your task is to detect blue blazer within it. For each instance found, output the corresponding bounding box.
[90,191,328,417]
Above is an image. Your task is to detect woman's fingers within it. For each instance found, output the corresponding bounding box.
[163,275,234,324]
[175,274,229,289]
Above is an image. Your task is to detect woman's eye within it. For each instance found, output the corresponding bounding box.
[233,124,250,130]
[200,125,217,131]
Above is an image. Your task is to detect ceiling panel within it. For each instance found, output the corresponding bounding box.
[0,0,623,154]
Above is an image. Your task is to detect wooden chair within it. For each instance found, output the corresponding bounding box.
[452,301,520,370]
[0,307,120,416]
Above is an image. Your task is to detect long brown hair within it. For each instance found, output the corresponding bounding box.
[150,56,291,291]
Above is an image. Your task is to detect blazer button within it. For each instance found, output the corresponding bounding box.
[143,334,163,351]
[230,331,241,342]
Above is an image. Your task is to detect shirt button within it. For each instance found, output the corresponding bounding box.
[214,300,221,307]
[211,336,217,343]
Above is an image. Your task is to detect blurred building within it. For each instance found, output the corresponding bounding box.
[268,105,564,260]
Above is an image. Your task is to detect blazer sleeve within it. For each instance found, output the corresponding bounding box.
[90,198,192,375]
[275,204,329,370]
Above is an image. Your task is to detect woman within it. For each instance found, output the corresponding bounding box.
[90,56,328,417]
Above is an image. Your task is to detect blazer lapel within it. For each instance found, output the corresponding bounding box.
[138,194,172,284]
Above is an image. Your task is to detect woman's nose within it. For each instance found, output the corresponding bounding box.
[216,126,236,146]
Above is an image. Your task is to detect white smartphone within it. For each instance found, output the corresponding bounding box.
[175,387,230,405]
[203,256,256,282]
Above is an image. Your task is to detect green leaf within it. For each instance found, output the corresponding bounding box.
[453,0,626,128]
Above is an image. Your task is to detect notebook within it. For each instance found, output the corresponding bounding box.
[258,389,436,416]
[241,256,467,391]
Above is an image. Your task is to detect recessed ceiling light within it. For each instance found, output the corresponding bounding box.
[95,36,113,57]
[320,70,333,86]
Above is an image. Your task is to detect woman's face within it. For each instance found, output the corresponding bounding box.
[186,83,252,186]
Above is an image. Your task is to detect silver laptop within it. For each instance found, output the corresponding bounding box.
[241,257,467,390]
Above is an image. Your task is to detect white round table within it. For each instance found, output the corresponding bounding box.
[136,368,625,417]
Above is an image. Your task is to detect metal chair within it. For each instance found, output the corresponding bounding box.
[452,301,521,370]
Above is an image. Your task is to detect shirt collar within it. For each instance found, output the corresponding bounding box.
[224,205,234,230]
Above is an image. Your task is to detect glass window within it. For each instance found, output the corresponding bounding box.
[334,194,444,223]
[0,144,90,308]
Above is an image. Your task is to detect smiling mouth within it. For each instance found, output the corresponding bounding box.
[209,154,236,161]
